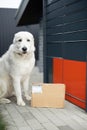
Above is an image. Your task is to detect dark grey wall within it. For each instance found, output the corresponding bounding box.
[0,8,39,60]
[45,0,87,62]
[43,0,87,82]
[0,8,25,55]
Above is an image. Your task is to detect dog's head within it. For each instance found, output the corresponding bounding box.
[13,31,35,55]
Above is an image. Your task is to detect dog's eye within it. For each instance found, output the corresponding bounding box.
[27,39,30,42]
[18,39,22,42]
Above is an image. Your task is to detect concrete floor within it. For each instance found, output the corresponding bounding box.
[0,67,87,130]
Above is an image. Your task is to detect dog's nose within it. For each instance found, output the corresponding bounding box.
[22,47,27,52]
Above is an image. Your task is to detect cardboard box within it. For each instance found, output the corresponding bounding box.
[31,83,65,108]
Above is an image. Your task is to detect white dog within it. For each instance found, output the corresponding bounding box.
[0,31,35,106]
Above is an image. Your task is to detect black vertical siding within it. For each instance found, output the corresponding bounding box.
[46,57,53,83]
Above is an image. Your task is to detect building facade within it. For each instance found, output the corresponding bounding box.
[16,0,87,111]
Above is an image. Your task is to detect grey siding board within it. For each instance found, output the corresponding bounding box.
[38,20,43,72]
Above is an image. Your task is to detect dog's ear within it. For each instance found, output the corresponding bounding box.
[30,44,35,52]
[30,36,35,52]
[13,34,16,44]
[30,42,35,52]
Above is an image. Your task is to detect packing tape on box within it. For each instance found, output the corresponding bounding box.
[32,85,42,93]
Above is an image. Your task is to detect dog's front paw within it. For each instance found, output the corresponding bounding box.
[0,98,11,104]
[17,99,25,106]
[25,95,31,101]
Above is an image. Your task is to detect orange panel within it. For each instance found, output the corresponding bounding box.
[53,58,63,83]
[63,59,86,109]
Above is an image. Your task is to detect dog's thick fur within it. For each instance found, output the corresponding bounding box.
[0,31,35,106]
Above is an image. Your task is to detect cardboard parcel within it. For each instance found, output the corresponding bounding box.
[31,83,65,108]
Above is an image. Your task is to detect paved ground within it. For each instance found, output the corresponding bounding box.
[0,67,87,130]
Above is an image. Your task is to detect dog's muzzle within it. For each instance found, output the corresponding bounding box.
[22,47,27,54]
